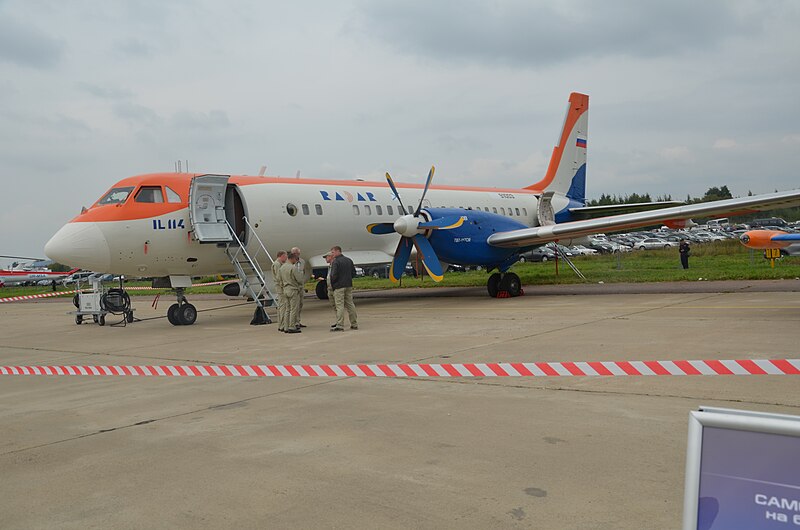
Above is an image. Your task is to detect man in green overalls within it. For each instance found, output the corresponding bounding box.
[271,250,288,332]
[279,252,304,333]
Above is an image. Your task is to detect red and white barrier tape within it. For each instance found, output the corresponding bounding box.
[1,359,798,377]
[0,280,235,303]
[0,289,81,303]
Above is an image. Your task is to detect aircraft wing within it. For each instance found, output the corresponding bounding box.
[487,189,800,248]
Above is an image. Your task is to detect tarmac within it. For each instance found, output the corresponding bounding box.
[1,280,799,529]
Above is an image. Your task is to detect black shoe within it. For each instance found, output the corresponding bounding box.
[350,326,358,330]
[298,323,307,328]
[330,327,344,332]
[278,328,285,332]
[330,324,338,328]
[286,329,301,334]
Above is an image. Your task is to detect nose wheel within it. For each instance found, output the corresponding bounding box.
[487,272,522,298]
[167,288,198,325]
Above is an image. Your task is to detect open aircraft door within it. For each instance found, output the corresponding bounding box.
[188,174,233,243]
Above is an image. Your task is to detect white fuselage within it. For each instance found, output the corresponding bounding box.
[89,180,559,277]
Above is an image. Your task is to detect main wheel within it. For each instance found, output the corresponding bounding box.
[315,280,329,300]
[126,311,134,323]
[75,315,82,325]
[487,273,501,298]
[499,272,522,297]
[177,303,197,326]
[98,314,105,326]
[167,303,181,326]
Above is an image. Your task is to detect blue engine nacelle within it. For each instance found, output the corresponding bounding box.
[424,208,528,271]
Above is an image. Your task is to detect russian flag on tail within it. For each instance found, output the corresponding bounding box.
[576,138,587,148]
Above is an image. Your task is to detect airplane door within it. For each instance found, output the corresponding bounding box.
[188,174,233,243]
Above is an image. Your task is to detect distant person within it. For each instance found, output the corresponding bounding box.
[316,251,335,310]
[329,246,358,331]
[271,250,288,332]
[679,239,691,269]
[291,247,312,328]
[279,253,304,333]
[51,279,57,292]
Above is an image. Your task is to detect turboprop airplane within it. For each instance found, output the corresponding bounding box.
[45,92,800,326]
[0,266,80,286]
[739,230,800,255]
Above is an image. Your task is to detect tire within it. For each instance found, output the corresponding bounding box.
[499,272,522,297]
[541,256,548,262]
[167,303,181,326]
[315,280,329,300]
[126,311,134,323]
[177,303,197,326]
[372,271,380,278]
[98,314,105,326]
[93,315,99,323]
[664,245,670,249]
[639,246,646,250]
[518,256,526,263]
[487,273,501,298]
[75,315,82,325]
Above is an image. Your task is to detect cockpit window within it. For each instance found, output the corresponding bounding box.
[165,186,181,203]
[97,186,134,205]
[135,186,164,203]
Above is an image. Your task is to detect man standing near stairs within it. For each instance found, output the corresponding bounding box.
[280,252,304,333]
[291,247,312,328]
[271,250,288,332]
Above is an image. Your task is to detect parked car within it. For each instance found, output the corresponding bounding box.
[635,238,676,250]
[518,247,557,262]
[363,264,390,278]
[569,245,598,256]
[61,271,95,286]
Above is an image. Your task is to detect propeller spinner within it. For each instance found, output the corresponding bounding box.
[366,166,464,283]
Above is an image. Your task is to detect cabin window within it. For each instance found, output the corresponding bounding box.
[515,208,520,216]
[365,205,372,215]
[522,208,528,216]
[353,205,360,215]
[387,205,394,216]
[165,186,181,203]
[302,204,310,215]
[492,207,497,214]
[315,204,323,215]
[286,203,298,216]
[135,186,164,203]
[97,186,134,205]
[376,205,382,215]
[500,207,506,215]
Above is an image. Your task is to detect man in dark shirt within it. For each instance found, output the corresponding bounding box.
[329,245,358,331]
[679,240,691,269]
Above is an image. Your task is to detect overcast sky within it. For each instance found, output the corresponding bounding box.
[1,0,799,263]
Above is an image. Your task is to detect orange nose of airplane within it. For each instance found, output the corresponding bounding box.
[45,222,111,272]
[739,230,789,249]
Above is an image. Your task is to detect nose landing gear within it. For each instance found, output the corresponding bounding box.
[167,288,197,325]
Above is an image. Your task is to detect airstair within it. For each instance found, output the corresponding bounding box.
[187,174,276,325]
[224,217,277,325]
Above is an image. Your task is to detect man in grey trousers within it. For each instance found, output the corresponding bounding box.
[328,245,358,331]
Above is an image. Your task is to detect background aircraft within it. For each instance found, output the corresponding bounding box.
[44,93,800,325]
[739,230,800,256]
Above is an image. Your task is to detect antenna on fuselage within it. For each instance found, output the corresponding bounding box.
[296,170,301,179]
[258,166,267,177]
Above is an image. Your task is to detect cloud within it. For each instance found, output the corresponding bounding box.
[79,83,134,100]
[0,16,63,68]
[350,0,755,67]
[713,138,738,150]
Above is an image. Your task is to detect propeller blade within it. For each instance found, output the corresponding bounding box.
[417,215,464,230]
[412,234,444,282]
[389,237,414,283]
[366,223,396,235]
[414,165,435,216]
[385,172,407,215]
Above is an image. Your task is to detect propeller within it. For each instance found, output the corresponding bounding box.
[366,166,465,283]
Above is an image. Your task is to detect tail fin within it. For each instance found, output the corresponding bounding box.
[526,92,588,205]
[66,268,81,275]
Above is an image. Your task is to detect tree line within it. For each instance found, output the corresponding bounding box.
[588,186,799,222]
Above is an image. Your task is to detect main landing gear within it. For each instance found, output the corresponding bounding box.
[167,287,198,326]
[487,272,522,298]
